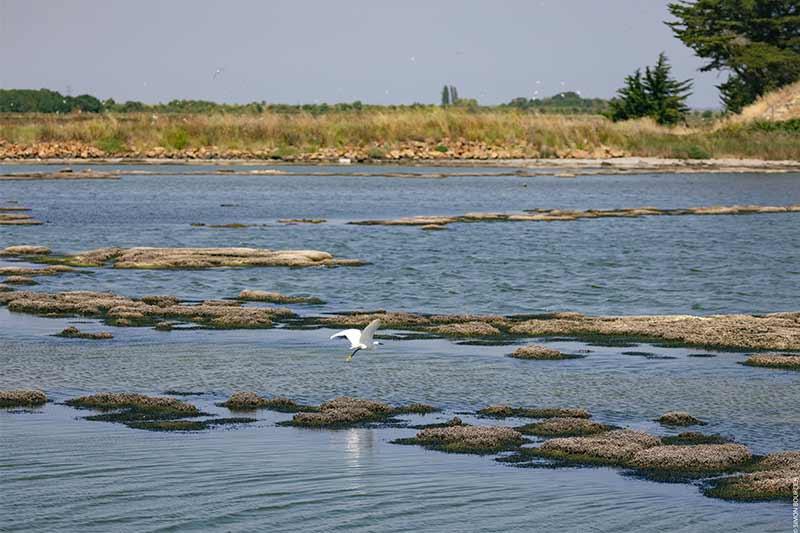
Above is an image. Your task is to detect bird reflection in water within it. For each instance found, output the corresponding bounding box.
[344,428,374,469]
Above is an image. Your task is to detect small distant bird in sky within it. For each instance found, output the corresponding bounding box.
[213,68,224,79]
[330,319,383,361]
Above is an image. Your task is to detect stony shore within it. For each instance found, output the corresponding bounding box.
[2,151,800,177]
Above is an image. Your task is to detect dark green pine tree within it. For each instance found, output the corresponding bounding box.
[667,0,800,112]
[609,53,692,125]
[609,69,650,122]
[441,85,450,107]
[643,53,693,125]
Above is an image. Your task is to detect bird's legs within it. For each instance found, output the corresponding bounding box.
[346,347,361,361]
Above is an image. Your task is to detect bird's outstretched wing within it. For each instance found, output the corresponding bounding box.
[330,329,362,348]
[360,319,381,345]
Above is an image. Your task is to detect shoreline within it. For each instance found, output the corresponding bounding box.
[2,157,800,176]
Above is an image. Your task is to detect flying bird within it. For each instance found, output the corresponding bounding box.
[330,319,383,361]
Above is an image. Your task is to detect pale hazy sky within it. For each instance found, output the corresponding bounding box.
[1,0,725,108]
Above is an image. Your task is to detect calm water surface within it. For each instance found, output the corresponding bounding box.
[1,165,798,532]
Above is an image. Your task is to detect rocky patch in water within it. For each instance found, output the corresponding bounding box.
[16,246,364,269]
[658,411,706,426]
[56,326,113,340]
[0,212,42,225]
[238,290,325,305]
[0,245,51,255]
[661,432,731,445]
[0,389,47,408]
[705,451,800,501]
[221,392,318,412]
[393,425,526,454]
[509,345,575,360]
[0,290,294,329]
[741,353,800,371]
[280,396,437,429]
[478,405,591,419]
[516,417,613,437]
[350,204,800,228]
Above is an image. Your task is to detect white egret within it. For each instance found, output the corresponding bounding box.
[330,319,383,361]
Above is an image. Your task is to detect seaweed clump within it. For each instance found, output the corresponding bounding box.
[530,430,662,465]
[394,425,525,454]
[478,405,591,419]
[509,345,570,360]
[658,411,706,426]
[705,451,800,501]
[126,417,257,432]
[0,389,47,407]
[742,353,800,371]
[431,321,501,337]
[629,444,751,473]
[285,397,398,428]
[56,326,113,340]
[661,432,731,445]
[221,391,316,413]
[517,417,612,437]
[238,290,324,305]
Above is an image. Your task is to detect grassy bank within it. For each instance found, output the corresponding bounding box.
[1,109,799,160]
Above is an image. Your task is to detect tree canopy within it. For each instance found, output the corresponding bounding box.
[667,0,800,112]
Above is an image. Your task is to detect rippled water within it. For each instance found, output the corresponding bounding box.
[1,164,799,532]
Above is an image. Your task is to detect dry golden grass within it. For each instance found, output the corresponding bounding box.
[727,80,800,124]
[1,107,799,160]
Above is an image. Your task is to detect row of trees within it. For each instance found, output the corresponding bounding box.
[0,89,103,113]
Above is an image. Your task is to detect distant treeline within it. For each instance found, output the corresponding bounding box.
[1,88,612,115]
[501,92,610,114]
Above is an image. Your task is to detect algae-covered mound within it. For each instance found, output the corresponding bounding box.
[320,311,432,329]
[0,290,294,329]
[238,290,325,305]
[535,430,661,465]
[0,245,50,255]
[478,405,591,419]
[510,345,568,360]
[431,321,501,337]
[396,425,525,454]
[0,265,74,276]
[56,326,113,340]
[285,396,432,428]
[0,389,47,407]
[661,432,731,445]
[39,246,364,269]
[221,391,315,412]
[705,451,800,501]
[288,396,395,428]
[126,417,257,432]
[66,392,200,416]
[629,444,752,472]
[509,312,800,351]
[517,417,612,437]
[393,403,439,414]
[3,276,36,285]
[658,411,706,426]
[0,213,42,225]
[742,353,800,371]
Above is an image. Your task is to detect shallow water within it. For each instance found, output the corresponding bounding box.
[1,164,799,532]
